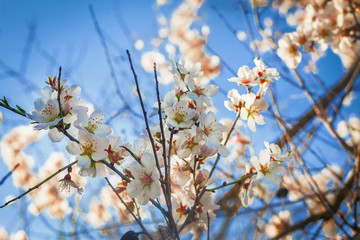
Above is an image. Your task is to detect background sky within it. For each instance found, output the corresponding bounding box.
[0,0,359,239]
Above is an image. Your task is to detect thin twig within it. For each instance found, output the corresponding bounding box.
[207,173,255,192]
[0,164,19,186]
[207,211,210,240]
[154,63,168,184]
[120,145,140,162]
[100,160,130,182]
[105,177,154,240]
[57,66,63,118]
[0,160,78,208]
[126,50,163,178]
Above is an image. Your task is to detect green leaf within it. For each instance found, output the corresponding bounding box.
[1,97,9,106]
[16,105,26,114]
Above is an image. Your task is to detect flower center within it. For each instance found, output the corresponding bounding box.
[140,172,154,190]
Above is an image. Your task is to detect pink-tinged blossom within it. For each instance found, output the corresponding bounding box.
[224,89,245,113]
[105,136,128,165]
[27,98,61,130]
[58,173,84,195]
[176,126,202,159]
[180,191,218,234]
[265,210,292,238]
[130,137,152,160]
[277,33,302,69]
[250,149,283,185]
[174,60,203,88]
[186,77,219,106]
[164,100,196,128]
[66,129,109,168]
[240,163,258,207]
[253,58,279,81]
[240,93,268,132]
[43,80,82,116]
[228,65,259,86]
[264,141,291,162]
[171,155,192,185]
[126,153,161,205]
[74,110,111,137]
[199,112,228,156]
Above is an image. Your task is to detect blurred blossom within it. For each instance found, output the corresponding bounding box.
[9,230,28,240]
[0,111,2,124]
[0,227,8,240]
[236,31,247,41]
[337,117,360,146]
[1,125,43,188]
[322,219,337,238]
[157,15,167,25]
[263,17,273,28]
[156,0,168,6]
[265,211,292,239]
[343,92,354,106]
[250,0,268,7]
[158,27,169,38]
[286,9,304,26]
[201,25,210,36]
[134,39,144,50]
[151,37,162,47]
[165,43,176,58]
[141,51,172,84]
[85,198,113,228]
[168,0,220,83]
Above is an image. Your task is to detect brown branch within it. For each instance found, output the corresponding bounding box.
[126,50,163,179]
[272,167,356,239]
[276,60,360,149]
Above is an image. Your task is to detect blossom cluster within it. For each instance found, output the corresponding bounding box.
[225,58,279,132]
[4,55,288,237]
[275,0,360,69]
[240,141,291,207]
[140,0,220,85]
[0,126,86,219]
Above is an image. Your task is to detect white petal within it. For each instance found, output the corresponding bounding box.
[96,163,108,178]
[259,149,270,164]
[240,107,248,120]
[266,174,280,185]
[250,156,260,171]
[149,181,161,199]
[247,117,256,132]
[240,190,248,207]
[126,181,141,198]
[66,142,82,155]
[77,155,91,167]
[48,128,64,142]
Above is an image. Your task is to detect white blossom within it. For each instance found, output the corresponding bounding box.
[164,100,196,128]
[66,130,109,168]
[240,93,268,132]
[27,98,61,130]
[126,153,161,205]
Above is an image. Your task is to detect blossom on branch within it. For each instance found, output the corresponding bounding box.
[27,97,61,130]
[164,100,197,129]
[240,93,268,132]
[126,153,161,205]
